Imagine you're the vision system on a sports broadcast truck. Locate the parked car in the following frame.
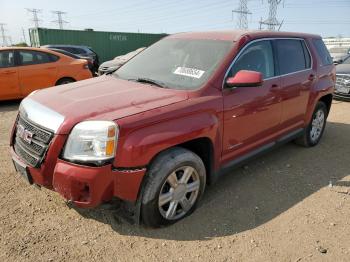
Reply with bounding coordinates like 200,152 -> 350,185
0,47 -> 92,101
335,55 -> 350,101
329,46 -> 350,64
10,31 -> 335,227
44,48 -> 95,75
42,45 -> 99,74
98,48 -> 145,75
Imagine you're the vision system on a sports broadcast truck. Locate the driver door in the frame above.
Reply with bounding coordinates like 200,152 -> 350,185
222,39 -> 283,163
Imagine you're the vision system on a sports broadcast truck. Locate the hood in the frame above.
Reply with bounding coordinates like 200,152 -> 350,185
100,60 -> 121,68
336,64 -> 350,74
29,76 -> 188,134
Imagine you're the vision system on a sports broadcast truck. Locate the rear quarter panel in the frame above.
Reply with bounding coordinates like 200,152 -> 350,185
56,58 -> 92,82
304,38 -> 335,123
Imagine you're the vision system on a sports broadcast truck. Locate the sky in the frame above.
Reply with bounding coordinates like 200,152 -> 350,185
1,0 -> 350,45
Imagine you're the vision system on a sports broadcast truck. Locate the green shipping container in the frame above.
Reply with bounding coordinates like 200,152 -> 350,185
29,28 -> 167,63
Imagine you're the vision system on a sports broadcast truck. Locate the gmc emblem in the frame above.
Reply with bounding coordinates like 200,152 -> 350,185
17,124 -> 33,144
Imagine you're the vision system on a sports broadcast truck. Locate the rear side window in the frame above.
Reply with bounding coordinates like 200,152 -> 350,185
0,50 -> 15,68
276,39 -> 311,75
312,39 -> 333,66
231,40 -> 275,79
49,54 -> 59,62
19,50 -> 52,66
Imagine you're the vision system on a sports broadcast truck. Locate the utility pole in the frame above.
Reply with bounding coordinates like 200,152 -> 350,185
26,8 -> 42,28
0,23 -> 8,47
260,0 -> 283,31
232,0 -> 252,29
22,28 -> 27,44
52,11 -> 68,29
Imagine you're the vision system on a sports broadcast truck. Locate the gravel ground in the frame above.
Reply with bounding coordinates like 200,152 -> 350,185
0,100 -> 349,262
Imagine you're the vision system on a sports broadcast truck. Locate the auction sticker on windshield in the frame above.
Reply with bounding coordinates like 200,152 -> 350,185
174,67 -> 205,79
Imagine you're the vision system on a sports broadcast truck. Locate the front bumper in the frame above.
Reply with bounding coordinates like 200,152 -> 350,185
334,92 -> 350,101
10,146 -> 146,208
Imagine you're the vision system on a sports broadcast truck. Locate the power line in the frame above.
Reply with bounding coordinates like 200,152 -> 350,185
232,0 -> 252,29
259,0 -> 283,31
26,8 -> 42,28
52,11 -> 69,29
0,23 -> 9,47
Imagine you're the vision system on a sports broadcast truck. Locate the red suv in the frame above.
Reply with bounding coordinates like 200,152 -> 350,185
10,31 -> 335,227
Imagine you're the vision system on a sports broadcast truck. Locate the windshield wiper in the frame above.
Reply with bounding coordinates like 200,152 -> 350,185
129,77 -> 168,88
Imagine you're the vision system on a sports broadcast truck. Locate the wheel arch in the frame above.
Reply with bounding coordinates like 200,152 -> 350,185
319,93 -> 333,116
55,77 -> 76,86
135,136 -> 215,201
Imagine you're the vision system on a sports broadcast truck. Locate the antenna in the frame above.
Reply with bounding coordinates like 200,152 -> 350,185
26,8 -> 42,28
259,0 -> 283,31
51,11 -> 69,29
232,0 -> 252,30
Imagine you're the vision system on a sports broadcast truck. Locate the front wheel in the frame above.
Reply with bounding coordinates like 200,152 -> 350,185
141,147 -> 206,227
295,101 -> 328,147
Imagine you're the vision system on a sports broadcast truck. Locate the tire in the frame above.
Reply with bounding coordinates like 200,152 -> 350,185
141,147 -> 206,228
294,101 -> 328,147
56,78 -> 75,86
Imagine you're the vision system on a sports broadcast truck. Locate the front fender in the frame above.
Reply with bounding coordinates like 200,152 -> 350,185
115,111 -> 221,168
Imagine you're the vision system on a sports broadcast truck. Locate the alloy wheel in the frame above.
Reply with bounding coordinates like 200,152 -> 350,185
310,109 -> 325,143
158,166 -> 200,220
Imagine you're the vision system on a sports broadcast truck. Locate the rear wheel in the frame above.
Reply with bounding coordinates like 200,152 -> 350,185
141,147 -> 206,227
56,77 -> 75,85
295,101 -> 328,147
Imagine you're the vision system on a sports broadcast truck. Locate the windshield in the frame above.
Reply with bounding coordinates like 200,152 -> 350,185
113,38 -> 233,90
343,56 -> 350,64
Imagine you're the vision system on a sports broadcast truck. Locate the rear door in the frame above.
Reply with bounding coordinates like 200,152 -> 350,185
17,50 -> 58,96
274,39 -> 314,129
0,50 -> 20,100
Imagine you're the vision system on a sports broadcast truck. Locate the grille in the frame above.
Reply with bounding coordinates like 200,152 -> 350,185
335,74 -> 350,94
13,115 -> 54,168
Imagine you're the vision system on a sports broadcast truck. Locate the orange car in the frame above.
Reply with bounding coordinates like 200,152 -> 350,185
0,47 -> 93,101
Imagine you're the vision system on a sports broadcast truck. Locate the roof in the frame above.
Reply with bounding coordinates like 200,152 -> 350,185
167,30 -> 321,42
42,44 -> 91,49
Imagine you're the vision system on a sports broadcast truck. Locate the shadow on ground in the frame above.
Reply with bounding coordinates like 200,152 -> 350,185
0,100 -> 21,112
74,121 -> 350,241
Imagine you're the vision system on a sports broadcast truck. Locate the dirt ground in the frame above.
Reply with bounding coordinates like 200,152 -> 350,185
0,100 -> 349,262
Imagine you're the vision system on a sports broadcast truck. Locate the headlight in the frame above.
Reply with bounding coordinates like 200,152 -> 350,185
63,121 -> 118,165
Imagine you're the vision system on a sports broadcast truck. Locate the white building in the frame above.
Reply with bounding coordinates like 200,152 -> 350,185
323,37 -> 350,49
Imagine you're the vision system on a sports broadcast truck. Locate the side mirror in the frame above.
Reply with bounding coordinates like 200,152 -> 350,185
225,70 -> 263,88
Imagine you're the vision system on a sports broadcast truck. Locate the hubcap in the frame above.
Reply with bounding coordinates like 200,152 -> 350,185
158,166 -> 200,220
310,109 -> 325,142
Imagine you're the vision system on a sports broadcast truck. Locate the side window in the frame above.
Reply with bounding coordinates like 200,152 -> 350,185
35,51 -> 51,63
19,51 -> 53,66
49,54 -> 59,62
276,39 -> 309,75
19,51 -> 35,65
312,39 -> 333,66
76,48 -> 86,54
0,50 -> 15,68
230,40 -> 275,79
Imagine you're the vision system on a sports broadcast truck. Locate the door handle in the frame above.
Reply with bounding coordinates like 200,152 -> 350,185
270,84 -> 280,91
3,70 -> 16,74
308,74 -> 316,81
